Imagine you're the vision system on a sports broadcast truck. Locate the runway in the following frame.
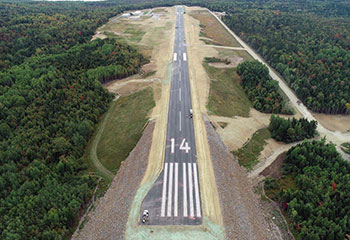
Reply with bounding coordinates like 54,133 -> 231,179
140,6 -> 202,225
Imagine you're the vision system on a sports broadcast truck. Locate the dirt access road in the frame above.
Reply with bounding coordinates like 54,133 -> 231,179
209,10 -> 350,148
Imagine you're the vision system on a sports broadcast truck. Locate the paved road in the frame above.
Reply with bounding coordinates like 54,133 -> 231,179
140,6 -> 202,225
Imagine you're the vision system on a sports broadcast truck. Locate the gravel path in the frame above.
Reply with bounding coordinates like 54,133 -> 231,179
72,121 -> 155,240
205,119 -> 281,240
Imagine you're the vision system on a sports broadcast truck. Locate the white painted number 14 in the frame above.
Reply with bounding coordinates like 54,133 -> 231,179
171,138 -> 191,153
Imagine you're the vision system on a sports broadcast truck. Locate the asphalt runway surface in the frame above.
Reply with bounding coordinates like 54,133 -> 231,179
140,6 -> 202,225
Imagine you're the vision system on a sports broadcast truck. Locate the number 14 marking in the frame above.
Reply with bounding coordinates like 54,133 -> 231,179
171,138 -> 191,153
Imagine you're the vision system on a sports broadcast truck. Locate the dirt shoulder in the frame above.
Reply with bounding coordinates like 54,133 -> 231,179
72,121 -> 155,240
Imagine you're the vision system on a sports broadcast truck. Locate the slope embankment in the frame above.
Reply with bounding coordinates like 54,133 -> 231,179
205,118 -> 282,240
72,121 -> 155,240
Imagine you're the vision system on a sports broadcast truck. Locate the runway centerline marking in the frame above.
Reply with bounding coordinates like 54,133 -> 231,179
160,163 -> 168,217
179,88 -> 181,102
167,163 -> 174,217
171,138 -> 175,154
179,111 -> 182,132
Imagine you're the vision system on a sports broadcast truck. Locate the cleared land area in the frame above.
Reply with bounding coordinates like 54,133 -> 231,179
96,87 -> 155,172
313,113 -> 350,133
185,7 -> 304,179
234,128 -> 271,170
189,10 -> 241,47
205,63 -> 251,118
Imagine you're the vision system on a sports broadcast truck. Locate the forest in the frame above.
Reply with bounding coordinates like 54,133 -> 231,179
0,38 -> 145,239
222,7 -> 350,114
269,115 -> 318,143
237,60 -> 292,114
1,0 -> 350,238
265,139 -> 350,239
0,0 -> 149,238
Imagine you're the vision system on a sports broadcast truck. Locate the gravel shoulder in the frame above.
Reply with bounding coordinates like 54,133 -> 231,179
205,118 -> 282,240
72,121 -> 155,240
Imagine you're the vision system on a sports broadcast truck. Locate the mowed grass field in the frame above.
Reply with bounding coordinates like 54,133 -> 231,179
96,87 -> 155,173
233,128 -> 271,170
205,62 -> 252,117
190,10 -> 241,47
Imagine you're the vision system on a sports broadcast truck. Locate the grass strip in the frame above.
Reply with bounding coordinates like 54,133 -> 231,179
205,62 -> 251,117
234,128 -> 271,170
96,87 -> 155,173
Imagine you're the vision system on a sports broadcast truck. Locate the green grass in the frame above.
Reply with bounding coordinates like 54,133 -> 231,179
96,87 -> 155,173
124,27 -> 145,42
205,62 -> 251,117
144,70 -> 156,78
340,142 -> 350,154
234,128 -> 271,170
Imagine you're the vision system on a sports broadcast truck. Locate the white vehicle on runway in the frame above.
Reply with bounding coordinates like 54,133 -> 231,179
189,109 -> 193,118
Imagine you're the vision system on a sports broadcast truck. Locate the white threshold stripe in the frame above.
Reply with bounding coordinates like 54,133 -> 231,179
173,53 -> 177,61
167,162 -> 174,217
160,163 -> 168,217
183,163 -> 188,217
193,163 -> 201,217
183,52 -> 187,61
174,163 -> 178,217
188,163 -> 194,217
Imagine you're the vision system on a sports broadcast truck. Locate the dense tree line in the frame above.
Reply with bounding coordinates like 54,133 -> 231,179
0,0 -> 165,69
237,60 -> 292,114
0,37 -> 145,239
269,115 -> 317,143
222,8 -> 350,114
267,140 -> 350,239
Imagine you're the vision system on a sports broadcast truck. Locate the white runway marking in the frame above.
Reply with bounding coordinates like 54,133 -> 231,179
188,163 -> 194,217
193,163 -> 201,217
179,88 -> 181,101
174,163 -> 178,217
179,111 -> 182,132
161,163 -> 168,217
171,138 -> 175,154
173,53 -> 177,61
183,163 -> 188,217
167,163 -> 173,217
183,53 -> 187,61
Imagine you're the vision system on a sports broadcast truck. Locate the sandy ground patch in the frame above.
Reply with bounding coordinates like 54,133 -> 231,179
313,113 -> 350,133
91,31 -> 107,40
258,139 -> 286,163
106,78 -> 160,96
209,109 -> 298,152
